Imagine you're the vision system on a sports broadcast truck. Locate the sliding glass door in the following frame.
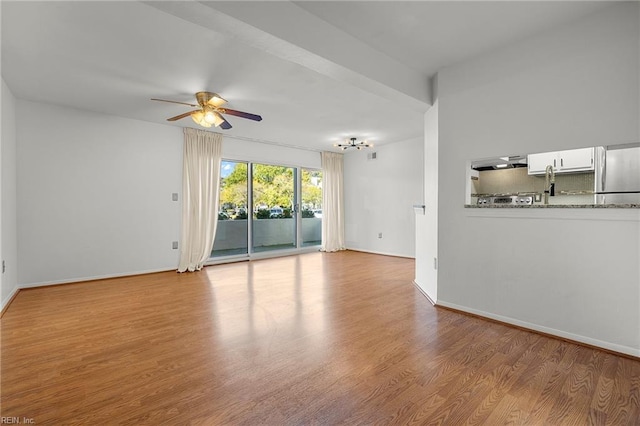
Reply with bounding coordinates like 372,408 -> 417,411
301,168 -> 322,247
252,164 -> 296,253
211,161 -> 249,257
211,161 -> 321,259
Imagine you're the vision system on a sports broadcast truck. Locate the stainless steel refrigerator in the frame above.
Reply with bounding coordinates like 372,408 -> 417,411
596,143 -> 640,204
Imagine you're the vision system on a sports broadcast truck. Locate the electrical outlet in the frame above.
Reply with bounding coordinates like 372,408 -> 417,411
172,193 -> 179,201
172,241 -> 179,250
434,258 -> 438,270
378,232 -> 383,239
2,260 -> 5,274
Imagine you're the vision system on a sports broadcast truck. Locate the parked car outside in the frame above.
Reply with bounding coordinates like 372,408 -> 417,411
313,209 -> 322,218
269,206 -> 284,218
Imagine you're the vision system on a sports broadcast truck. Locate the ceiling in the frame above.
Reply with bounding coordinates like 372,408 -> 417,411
1,1 -> 612,152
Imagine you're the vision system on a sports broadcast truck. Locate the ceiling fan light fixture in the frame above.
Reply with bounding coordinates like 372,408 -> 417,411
207,95 -> 226,107
191,110 -> 212,128
211,111 -> 225,127
201,106 -> 226,127
191,110 -> 203,123
204,110 -> 216,124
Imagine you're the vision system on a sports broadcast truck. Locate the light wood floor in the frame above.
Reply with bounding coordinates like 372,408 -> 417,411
1,251 -> 639,425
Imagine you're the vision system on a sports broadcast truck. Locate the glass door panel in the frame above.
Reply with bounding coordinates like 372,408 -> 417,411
212,161 -> 248,257
301,169 -> 322,247
252,164 -> 296,253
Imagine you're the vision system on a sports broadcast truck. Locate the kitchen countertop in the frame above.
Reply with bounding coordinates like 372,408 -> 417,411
465,204 -> 640,208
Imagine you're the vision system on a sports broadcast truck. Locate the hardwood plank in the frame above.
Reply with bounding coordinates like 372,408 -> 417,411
1,251 -> 639,425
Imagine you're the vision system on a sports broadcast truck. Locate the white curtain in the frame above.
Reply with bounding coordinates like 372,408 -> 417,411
177,128 -> 223,272
321,151 -> 345,252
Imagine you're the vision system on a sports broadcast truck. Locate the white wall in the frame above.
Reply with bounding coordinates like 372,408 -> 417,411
344,137 -> 423,258
426,3 -> 640,356
14,101 -> 325,288
16,101 -> 184,286
223,136 -> 320,169
1,78 -> 19,310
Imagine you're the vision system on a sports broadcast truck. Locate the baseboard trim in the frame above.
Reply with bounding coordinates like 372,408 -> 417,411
17,268 -> 177,290
345,248 -> 414,259
1,286 -> 20,317
413,281 -> 436,305
436,300 -> 640,360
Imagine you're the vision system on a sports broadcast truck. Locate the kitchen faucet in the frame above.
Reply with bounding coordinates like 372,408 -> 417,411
544,165 -> 555,205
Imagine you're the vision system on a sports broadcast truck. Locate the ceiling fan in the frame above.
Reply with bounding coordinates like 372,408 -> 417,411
151,91 -> 262,130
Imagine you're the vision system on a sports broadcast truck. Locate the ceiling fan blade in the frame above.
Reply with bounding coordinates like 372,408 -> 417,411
218,108 -> 262,122
167,110 -> 199,121
151,98 -> 198,108
219,117 -> 232,130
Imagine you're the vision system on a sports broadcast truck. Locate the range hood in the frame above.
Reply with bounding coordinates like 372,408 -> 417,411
471,155 -> 528,171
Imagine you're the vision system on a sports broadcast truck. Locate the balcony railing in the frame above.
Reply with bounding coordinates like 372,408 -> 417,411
212,218 -> 322,256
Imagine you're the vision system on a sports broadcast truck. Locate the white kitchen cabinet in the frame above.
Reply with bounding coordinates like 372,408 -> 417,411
557,147 -> 595,172
528,147 -> 595,175
527,151 -> 558,175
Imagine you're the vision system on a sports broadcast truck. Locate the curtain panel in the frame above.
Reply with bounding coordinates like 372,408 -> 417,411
321,151 -> 345,252
177,129 -> 223,272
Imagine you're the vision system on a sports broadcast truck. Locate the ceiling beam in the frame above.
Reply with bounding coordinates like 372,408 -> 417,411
145,1 -> 431,113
